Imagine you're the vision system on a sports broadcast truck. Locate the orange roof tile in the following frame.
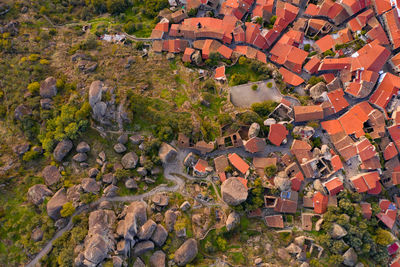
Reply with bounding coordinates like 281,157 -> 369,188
194,159 -> 208,173
370,73 -> 400,111
324,177 -> 343,196
326,88 -> 349,113
265,215 -> 284,228
268,124 -> 289,146
321,120 -> 344,135
291,176 -> 302,191
338,101 -> 373,138
374,0 -> 392,15
244,137 -> 266,153
303,57 -> 321,74
360,202 -> 372,219
313,191 -> 328,214
217,45 -> 233,59
384,142 -> 398,161
279,67 -> 304,86
293,105 -> 324,122
330,155 -> 343,172
314,35 -> 336,52
228,153 -> 250,174
182,47 -> 195,62
214,66 -> 226,80
383,9 -> 400,49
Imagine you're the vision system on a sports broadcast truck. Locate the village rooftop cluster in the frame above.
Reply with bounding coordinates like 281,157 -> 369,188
147,0 -> 400,265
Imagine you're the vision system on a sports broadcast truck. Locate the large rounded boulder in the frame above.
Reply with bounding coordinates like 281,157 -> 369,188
174,238 -> 198,266
46,188 -> 68,220
221,178 -> 248,206
40,77 -> 57,99
53,139 -> 73,162
42,165 -> 62,186
27,184 -> 53,206
158,143 -> 177,164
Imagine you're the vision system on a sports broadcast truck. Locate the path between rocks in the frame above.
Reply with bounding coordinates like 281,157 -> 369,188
25,150 -> 222,267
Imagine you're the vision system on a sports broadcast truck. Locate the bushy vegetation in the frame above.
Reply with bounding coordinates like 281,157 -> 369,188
315,190 -> 391,266
251,100 -> 278,118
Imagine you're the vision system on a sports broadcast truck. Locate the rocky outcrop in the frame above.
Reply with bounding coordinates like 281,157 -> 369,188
114,143 -> 127,154
89,80 -> 103,107
151,224 -> 168,247
309,82 -> 327,102
313,179 -> 324,193
150,250 -> 166,267
14,104 -> 32,120
40,77 -> 57,99
125,178 -> 138,189
248,122 -> 260,138
31,228 -> 43,242
42,165 -> 62,186
103,184 -> 119,197
343,247 -> 357,266
226,211 -> 240,231
47,188 -> 68,220
137,219 -> 157,240
121,152 -> 138,169
81,178 -> 100,193
331,223 -> 347,239
164,209 -> 177,232
28,184 -> 53,206
76,142 -> 90,153
274,172 -> 291,191
89,168 -> 99,178
158,143 -> 177,164
221,178 -> 248,206
79,209 -> 116,267
133,258 -> 145,267
133,241 -> 154,256
174,238 -> 198,266
53,139 -> 73,162
180,201 -> 191,212
73,153 -> 87,162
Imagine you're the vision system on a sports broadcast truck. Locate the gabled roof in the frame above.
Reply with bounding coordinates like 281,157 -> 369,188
244,137 -> 266,153
373,0 -> 391,15
337,101 -> 373,138
279,67 -> 305,86
182,47 -> 195,62
214,66 -> 226,80
360,202 -> 372,219
384,142 -> 398,161
323,177 -> 343,196
377,209 -> 397,229
369,73 -> 400,111
293,105 -> 324,122
194,159 -> 209,173
331,154 -> 344,171
326,88 -> 349,113
313,191 -> 328,214
303,57 -> 321,74
265,215 -> 284,228
383,9 -> 400,49
350,172 -> 380,193
274,197 -> 298,213
228,153 -> 250,174
214,155 -> 229,174
314,35 -> 336,52
268,124 -> 289,146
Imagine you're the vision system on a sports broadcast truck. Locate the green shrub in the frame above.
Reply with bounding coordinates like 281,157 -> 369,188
267,82 -> 273,88
251,84 -> 258,91
27,81 -> 40,94
60,202 -> 75,217
251,100 -> 278,117
304,43 -> 311,51
22,149 -> 40,162
230,73 -> 249,86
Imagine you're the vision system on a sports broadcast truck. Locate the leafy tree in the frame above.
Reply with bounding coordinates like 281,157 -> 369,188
60,202 -> 75,218
188,8 -> 197,17
106,0 -> 127,14
230,73 -> 249,85
255,16 -> 263,25
374,228 -> 393,246
304,43 -> 311,51
308,76 -> 325,86
251,100 -> 278,117
264,165 -> 277,177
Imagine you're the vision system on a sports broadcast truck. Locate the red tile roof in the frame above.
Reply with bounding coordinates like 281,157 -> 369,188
268,124 -> 289,146
338,101 -> 372,138
291,176 -> 302,191
321,120 -> 344,135
244,137 -> 266,153
228,153 -> 250,174
350,172 -> 380,193
383,9 -> 400,49
274,198 -> 298,213
324,177 -> 344,196
377,209 -> 397,229
214,66 -> 226,80
330,154 -> 343,171
182,47 -> 195,62
194,159 -> 209,173
360,202 -> 372,219
326,88 -> 349,113
293,105 -> 324,122
314,35 -> 336,52
270,43 -> 308,73
384,142 -> 398,161
313,191 -> 328,214
374,0 -> 392,15
303,57 -> 321,74
369,73 -> 400,112
217,45 -> 233,59
279,67 -> 305,86
265,215 -> 284,228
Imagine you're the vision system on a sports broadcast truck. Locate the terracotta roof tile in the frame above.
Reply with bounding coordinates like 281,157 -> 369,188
370,73 -> 400,111
228,153 -> 250,174
265,215 -> 284,228
330,155 -> 343,171
303,57 -> 321,74
323,177 -> 343,195
244,137 -> 266,153
313,191 -> 328,214
268,124 -> 289,146
279,67 -> 305,86
360,202 -> 372,219
293,105 -> 324,122
214,66 -> 226,80
384,142 -> 398,161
